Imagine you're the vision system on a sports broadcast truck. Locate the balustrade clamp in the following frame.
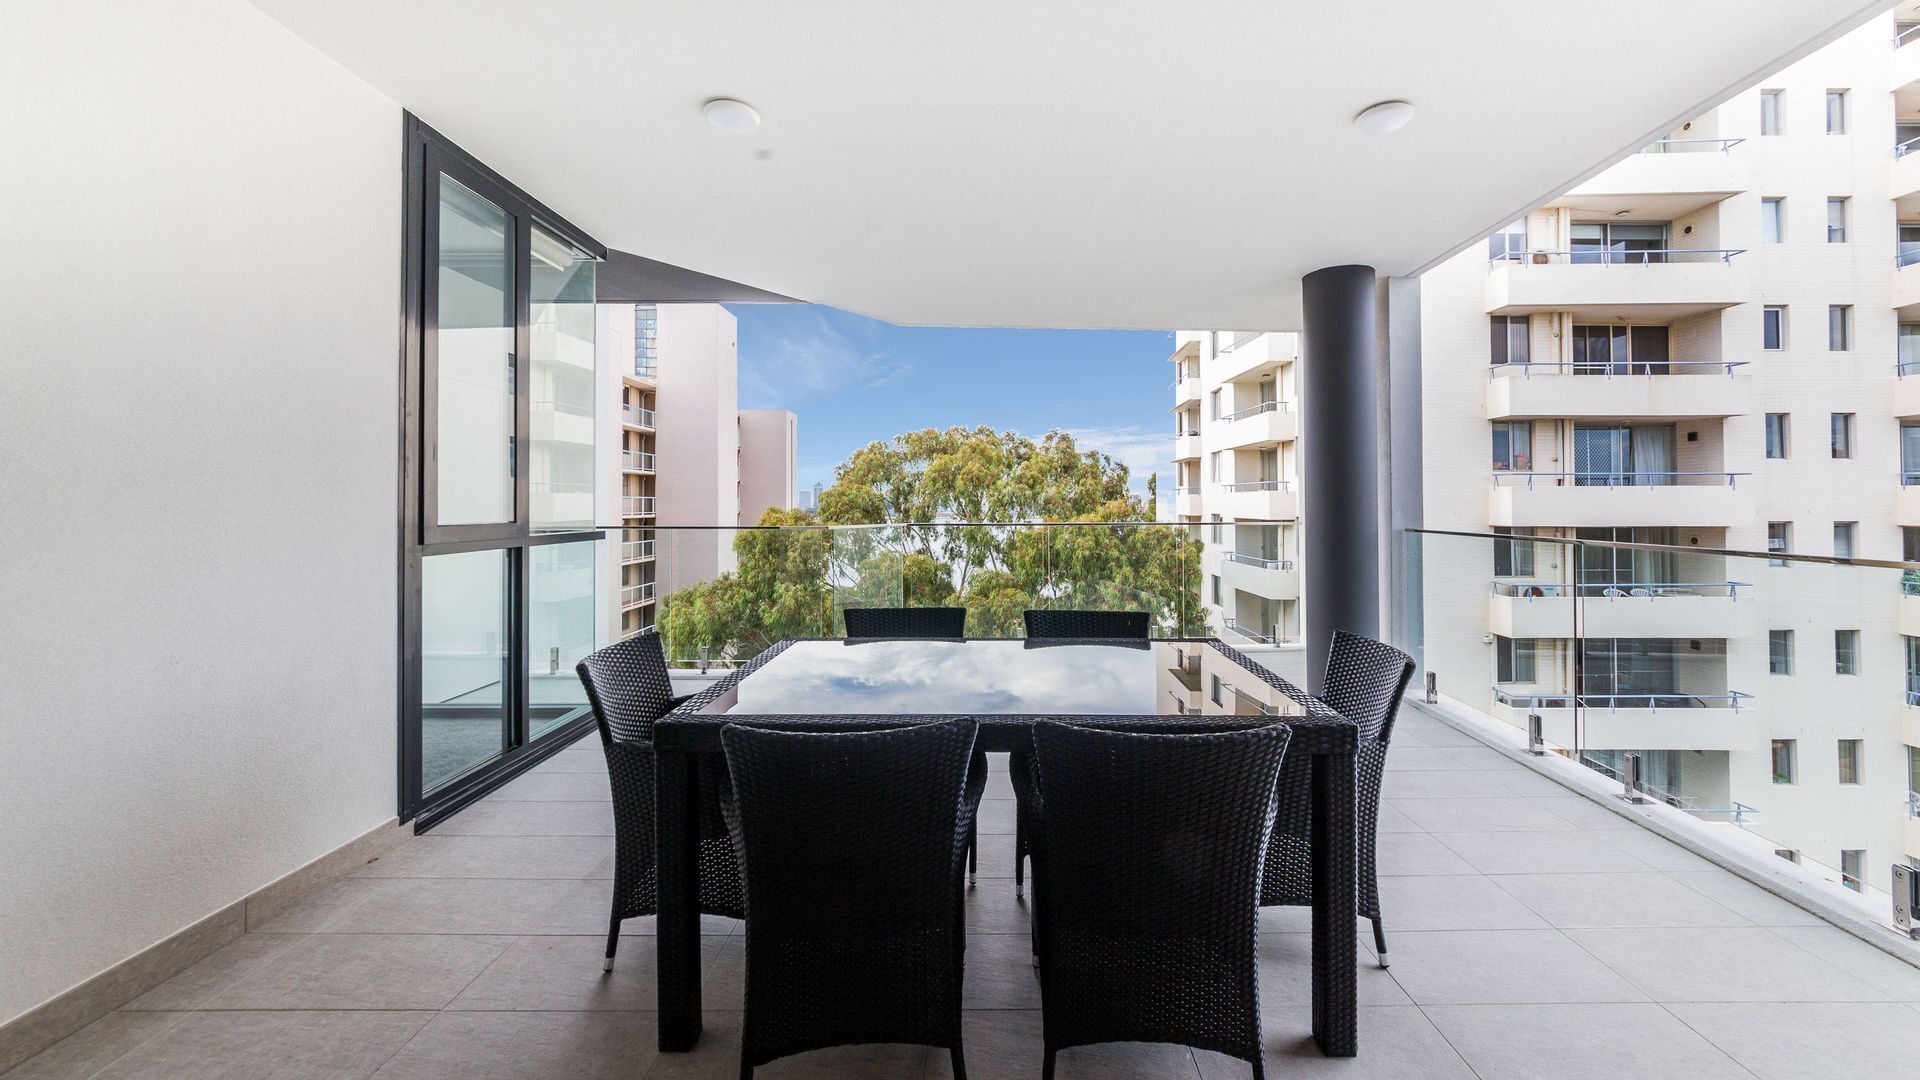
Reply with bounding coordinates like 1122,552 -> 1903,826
1618,753 -> 1650,804
1894,865 -> 1919,940
1526,712 -> 1545,756
1423,671 -> 1438,705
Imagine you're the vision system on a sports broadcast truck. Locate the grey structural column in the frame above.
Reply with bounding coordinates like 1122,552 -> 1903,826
1301,264 -> 1381,696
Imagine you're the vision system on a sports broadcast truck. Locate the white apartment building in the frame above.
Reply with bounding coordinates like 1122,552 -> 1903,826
1168,330 -> 1303,646
1419,11 -> 1920,889
596,303 -> 798,646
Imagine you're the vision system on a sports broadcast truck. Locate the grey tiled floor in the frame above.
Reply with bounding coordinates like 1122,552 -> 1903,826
13,709 -> 1920,1079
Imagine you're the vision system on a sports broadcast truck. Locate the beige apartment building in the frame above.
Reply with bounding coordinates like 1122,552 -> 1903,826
1418,11 -> 1920,890
596,303 -> 796,645
1168,330 -> 1303,645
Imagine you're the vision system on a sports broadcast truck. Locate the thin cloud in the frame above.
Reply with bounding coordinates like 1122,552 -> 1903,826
740,308 -> 912,406
1061,424 -> 1175,500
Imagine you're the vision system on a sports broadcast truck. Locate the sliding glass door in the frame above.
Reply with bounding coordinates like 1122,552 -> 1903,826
401,116 -> 607,826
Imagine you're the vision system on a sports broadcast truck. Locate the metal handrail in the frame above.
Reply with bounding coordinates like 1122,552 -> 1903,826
1493,687 -> 1753,711
1638,137 -> 1744,154
619,582 -> 656,608
1909,791 -> 1920,819
1490,470 -> 1748,489
1226,553 -> 1293,570
621,540 -> 654,562
1220,400 -> 1290,422
1899,23 -> 1920,47
1899,247 -> 1920,268
1898,359 -> 1920,377
622,404 -> 656,427
1901,471 -> 1920,487
1171,428 -> 1200,438
621,450 -> 656,472
1906,689 -> 1920,707
621,495 -> 656,516
1489,580 -> 1751,599
1487,360 -> 1748,380
1223,480 -> 1290,492
1490,247 -> 1744,267
1214,332 -> 1263,356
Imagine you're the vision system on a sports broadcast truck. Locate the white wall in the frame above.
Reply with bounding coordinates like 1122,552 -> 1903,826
737,409 -> 798,524
654,304 -> 740,591
0,0 -> 400,1025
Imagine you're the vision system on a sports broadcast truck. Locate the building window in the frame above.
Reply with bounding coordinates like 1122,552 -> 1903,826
1210,674 -> 1223,706
1831,412 -> 1854,458
1827,197 -> 1849,243
1825,90 -> 1848,134
1768,521 -> 1792,566
1760,197 -> 1784,244
1489,315 -> 1530,366
1775,848 -> 1800,864
1833,521 -> 1856,559
1210,575 -> 1221,606
1209,451 -> 1222,483
1769,629 -> 1794,675
1771,738 -> 1797,783
1760,89 -> 1782,135
1763,306 -> 1786,350
1492,421 -> 1531,472
1828,305 -> 1851,351
1837,738 -> 1863,783
1836,630 -> 1860,675
1489,218 -> 1527,261
1494,636 -> 1537,683
1765,414 -> 1790,459
1840,849 -> 1865,892
1210,514 -> 1223,545
1208,388 -> 1221,420
1493,526 -> 1535,577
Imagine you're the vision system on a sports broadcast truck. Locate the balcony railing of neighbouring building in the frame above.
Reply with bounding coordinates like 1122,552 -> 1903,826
621,539 -> 654,563
1220,400 -> 1291,422
1487,360 -> 1750,380
622,450 -> 656,472
1490,687 -> 1754,712
1221,479 -> 1290,492
622,495 -> 656,516
1636,137 -> 1745,154
1490,470 -> 1748,489
1490,580 -> 1750,599
1489,247 -> 1746,268
623,403 -> 656,428
1226,553 -> 1292,570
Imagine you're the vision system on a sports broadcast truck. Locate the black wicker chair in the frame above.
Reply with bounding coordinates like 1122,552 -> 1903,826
1260,630 -> 1414,968
1022,608 -> 1150,640
842,605 -> 967,638
719,719 -> 982,1080
1029,721 -> 1292,1080
575,631 -> 742,973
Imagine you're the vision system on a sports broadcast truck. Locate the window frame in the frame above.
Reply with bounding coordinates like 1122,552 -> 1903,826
1768,629 -> 1793,675
1763,306 -> 1786,351
1828,305 -> 1851,352
1827,196 -> 1849,243
1760,89 -> 1782,136
1825,89 -> 1848,135
1770,738 -> 1796,783
1760,197 -> 1784,245
1837,738 -> 1863,783
1835,629 -> 1860,676
1831,412 -> 1855,459
400,114 -> 609,827
1765,413 -> 1789,459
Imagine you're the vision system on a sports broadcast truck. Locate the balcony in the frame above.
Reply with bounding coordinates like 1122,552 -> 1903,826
1486,250 -> 1749,319
1171,361 -> 1201,406
1489,687 -> 1755,752
1172,428 -> 1202,461
1211,332 -> 1294,383
1892,140 -> 1920,213
622,403 -> 656,430
1488,580 -> 1752,639
1899,476 -> 1920,527
1560,138 -> 1746,218
1896,259 -> 1920,318
1902,695 -> 1920,750
1220,618 -> 1294,646
619,581 -> 656,609
1896,23 -> 1920,98
1221,552 -> 1299,600
621,538 -> 655,564
1896,367 -> 1920,419
621,449 -> 656,473
1218,479 -> 1298,521
1486,362 -> 1754,421
1213,400 -> 1297,450
1489,471 -> 1753,528
1173,485 -> 1203,518
621,494 -> 656,518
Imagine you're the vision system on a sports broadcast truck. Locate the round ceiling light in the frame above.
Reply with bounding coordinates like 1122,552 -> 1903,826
703,98 -> 760,134
1352,100 -> 1414,136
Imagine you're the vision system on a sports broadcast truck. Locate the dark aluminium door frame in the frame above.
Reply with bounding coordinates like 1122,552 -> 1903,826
398,113 -> 608,829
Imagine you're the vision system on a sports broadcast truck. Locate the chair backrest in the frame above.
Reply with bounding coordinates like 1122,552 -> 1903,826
842,605 -> 967,638
1320,630 -> 1416,742
1023,608 -> 1150,640
1031,720 -> 1289,949
721,718 -> 978,937
575,631 -> 677,745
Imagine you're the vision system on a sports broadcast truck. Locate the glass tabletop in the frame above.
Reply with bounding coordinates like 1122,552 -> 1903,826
699,639 -> 1307,718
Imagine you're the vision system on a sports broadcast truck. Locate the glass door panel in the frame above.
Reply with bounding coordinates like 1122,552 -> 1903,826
421,548 -> 511,792
529,226 -> 598,532
433,176 -> 516,527
529,540 -> 597,739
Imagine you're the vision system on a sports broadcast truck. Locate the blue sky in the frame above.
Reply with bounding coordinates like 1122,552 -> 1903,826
729,304 -> 1175,503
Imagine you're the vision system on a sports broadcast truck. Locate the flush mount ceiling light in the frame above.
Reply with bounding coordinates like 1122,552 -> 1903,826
1352,100 -> 1414,136
703,98 -> 760,134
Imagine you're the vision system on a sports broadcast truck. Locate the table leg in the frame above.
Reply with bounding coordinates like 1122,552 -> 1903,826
656,748 -> 703,1051
1310,746 -> 1358,1057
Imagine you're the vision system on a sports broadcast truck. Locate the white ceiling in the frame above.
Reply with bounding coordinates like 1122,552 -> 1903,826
253,0 -> 1883,330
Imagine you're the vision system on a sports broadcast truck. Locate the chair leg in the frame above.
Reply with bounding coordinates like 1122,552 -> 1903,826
603,912 -> 620,972
1013,818 -> 1025,900
1371,914 -> 1389,969
1041,1048 -> 1057,1080
949,1045 -> 967,1080
967,820 -> 978,887
1250,1053 -> 1266,1080
738,1062 -> 752,1080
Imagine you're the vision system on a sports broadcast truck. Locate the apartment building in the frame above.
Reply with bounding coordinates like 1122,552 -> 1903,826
596,303 -> 798,645
1419,12 -> 1920,888
1168,330 -> 1303,645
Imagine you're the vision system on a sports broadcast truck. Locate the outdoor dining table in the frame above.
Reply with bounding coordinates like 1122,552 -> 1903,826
651,636 -> 1362,1057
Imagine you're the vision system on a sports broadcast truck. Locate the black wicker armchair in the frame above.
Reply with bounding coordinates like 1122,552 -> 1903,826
575,631 -> 742,973
841,605 -> 967,638
1022,608 -> 1150,640
1029,720 -> 1292,1080
1260,630 -> 1414,967
718,719 -> 982,1080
